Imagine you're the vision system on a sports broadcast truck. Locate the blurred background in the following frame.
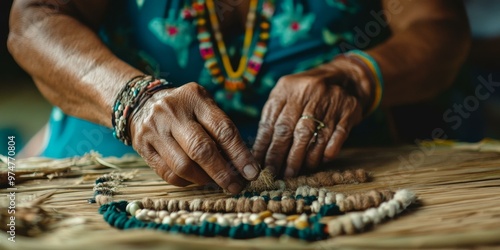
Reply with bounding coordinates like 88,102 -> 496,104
0,0 -> 499,157
0,0 -> 51,156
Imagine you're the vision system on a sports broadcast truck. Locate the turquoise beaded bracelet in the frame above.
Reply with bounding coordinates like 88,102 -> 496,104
345,50 -> 384,115
112,75 -> 174,145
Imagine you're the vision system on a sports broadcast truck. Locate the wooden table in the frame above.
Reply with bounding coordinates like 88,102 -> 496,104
1,144 -> 500,249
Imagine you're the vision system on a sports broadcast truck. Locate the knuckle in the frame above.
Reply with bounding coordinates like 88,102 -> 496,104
276,75 -> 293,85
188,138 -> 216,162
184,82 -> 208,97
215,118 -> 238,144
258,120 -> 274,134
274,122 -> 295,138
172,157 -> 193,177
294,125 -> 313,141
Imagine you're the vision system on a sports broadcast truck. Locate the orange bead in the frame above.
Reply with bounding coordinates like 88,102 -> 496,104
216,76 -> 225,84
211,68 -> 221,75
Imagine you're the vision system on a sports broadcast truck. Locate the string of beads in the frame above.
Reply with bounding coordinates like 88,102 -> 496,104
129,187 -> 393,215
99,189 -> 415,240
92,169 -> 416,240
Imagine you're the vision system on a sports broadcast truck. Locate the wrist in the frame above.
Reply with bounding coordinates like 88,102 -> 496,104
112,75 -> 174,145
329,50 -> 384,116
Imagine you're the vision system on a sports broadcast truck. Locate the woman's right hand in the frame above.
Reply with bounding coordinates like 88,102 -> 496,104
129,82 -> 260,194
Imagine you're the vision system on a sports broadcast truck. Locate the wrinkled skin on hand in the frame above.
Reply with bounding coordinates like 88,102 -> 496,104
129,83 -> 261,194
252,61 -> 372,178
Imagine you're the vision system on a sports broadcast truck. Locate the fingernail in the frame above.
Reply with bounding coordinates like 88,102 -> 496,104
284,168 -> 295,178
243,164 -> 259,180
227,182 -> 242,194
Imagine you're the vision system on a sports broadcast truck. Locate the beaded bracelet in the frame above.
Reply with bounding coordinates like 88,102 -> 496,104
112,75 -> 174,145
343,50 -> 384,115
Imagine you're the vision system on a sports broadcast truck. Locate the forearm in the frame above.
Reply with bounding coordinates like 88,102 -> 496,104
8,0 -> 142,127
369,18 -> 470,106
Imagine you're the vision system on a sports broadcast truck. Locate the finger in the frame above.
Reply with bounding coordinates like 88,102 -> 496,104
151,134 -> 212,185
284,99 -> 332,177
139,144 -> 192,187
196,103 -> 261,181
162,167 -> 193,187
252,97 -> 286,166
266,102 -> 302,177
323,115 -> 353,162
302,98 -> 336,169
324,98 -> 362,161
173,121 -> 245,194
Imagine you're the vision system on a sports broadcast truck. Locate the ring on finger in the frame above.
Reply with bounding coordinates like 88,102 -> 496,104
300,114 -> 326,144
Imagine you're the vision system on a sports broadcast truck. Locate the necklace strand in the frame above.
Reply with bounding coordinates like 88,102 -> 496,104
194,0 -> 275,92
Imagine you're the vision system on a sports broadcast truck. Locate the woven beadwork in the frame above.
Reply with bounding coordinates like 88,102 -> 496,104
93,169 -> 416,241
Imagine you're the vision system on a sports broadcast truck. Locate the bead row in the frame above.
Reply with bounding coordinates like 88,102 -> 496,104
99,189 -> 416,240
246,168 -> 369,192
131,188 -> 394,215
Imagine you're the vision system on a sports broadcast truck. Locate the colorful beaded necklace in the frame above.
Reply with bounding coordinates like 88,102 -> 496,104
193,0 -> 275,92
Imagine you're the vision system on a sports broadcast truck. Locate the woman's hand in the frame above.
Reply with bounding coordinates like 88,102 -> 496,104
252,61 -> 372,178
129,83 -> 260,194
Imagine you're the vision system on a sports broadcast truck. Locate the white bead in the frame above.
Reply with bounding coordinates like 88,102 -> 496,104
325,196 -> 333,205
136,209 -> 149,221
336,193 -> 345,203
200,213 -> 212,222
275,220 -> 287,226
185,217 -> 196,225
147,210 -> 157,218
297,213 -> 308,222
232,218 -> 242,226
311,201 -> 321,213
319,188 -> 328,198
242,218 -> 250,224
162,216 -> 172,225
249,213 -> 259,221
272,213 -> 286,220
309,188 -> 318,197
349,213 -> 364,230
223,213 -> 237,219
134,209 -> 142,217
317,196 -> 325,205
264,217 -> 274,224
217,217 -> 229,227
128,202 -> 141,216
158,211 -> 169,220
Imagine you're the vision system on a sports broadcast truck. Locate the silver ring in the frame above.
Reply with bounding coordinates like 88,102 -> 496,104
300,115 -> 326,144
300,115 -> 326,131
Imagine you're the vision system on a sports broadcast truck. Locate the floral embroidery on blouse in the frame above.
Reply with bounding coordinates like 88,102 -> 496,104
271,0 -> 316,47
148,9 -> 194,68
322,28 -> 354,46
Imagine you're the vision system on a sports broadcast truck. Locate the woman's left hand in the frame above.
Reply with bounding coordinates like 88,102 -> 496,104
252,61 -> 372,178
